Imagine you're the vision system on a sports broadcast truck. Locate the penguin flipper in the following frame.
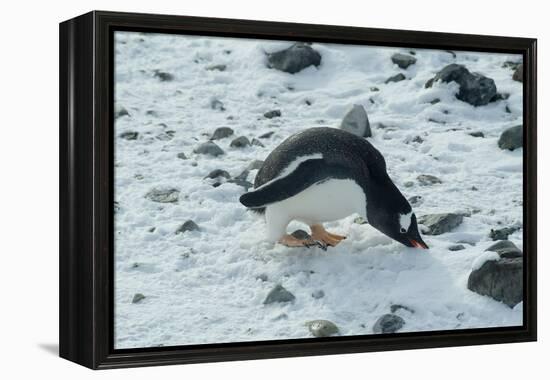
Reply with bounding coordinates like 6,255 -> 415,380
239,159 -> 350,208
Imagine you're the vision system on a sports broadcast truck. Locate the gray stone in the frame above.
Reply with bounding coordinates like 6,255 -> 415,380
513,64 -> 523,83
490,226 -> 520,241
259,131 -> 274,139
486,240 -> 522,258
115,105 -> 130,118
306,320 -> 339,337
267,43 -> 322,74
425,64 -> 497,107
210,127 -> 234,140
153,70 -> 174,81
175,220 -> 200,234
340,104 -> 372,138
204,169 -> 231,180
408,195 -> 423,205
469,131 -> 485,138
263,284 -> 296,304
194,141 -> 225,156
385,73 -> 406,83
119,131 -> 138,140
145,188 -> 180,203
373,314 -> 405,333
206,64 -> 227,71
230,136 -> 251,148
418,213 -> 464,235
132,293 -> 146,304
391,53 -> 417,69
417,174 -> 442,186
263,109 -> 281,119
210,99 -> 226,111
312,290 -> 325,299
498,125 -> 523,151
177,152 -> 187,160
467,256 -> 523,307
448,244 -> 466,251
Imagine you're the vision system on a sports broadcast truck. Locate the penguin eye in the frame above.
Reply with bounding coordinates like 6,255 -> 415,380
400,227 -> 407,233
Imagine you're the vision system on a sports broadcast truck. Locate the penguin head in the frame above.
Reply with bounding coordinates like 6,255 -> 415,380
366,182 -> 429,250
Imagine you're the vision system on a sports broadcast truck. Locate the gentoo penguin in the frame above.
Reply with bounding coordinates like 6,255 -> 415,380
239,127 -> 428,250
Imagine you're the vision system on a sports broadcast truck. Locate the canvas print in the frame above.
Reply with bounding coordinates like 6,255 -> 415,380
113,31 -> 524,349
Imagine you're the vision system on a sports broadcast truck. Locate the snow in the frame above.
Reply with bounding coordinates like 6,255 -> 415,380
471,251 -> 501,271
113,31 -> 523,349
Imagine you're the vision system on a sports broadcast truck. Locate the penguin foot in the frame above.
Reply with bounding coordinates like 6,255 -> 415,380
310,224 -> 346,247
278,234 -> 327,251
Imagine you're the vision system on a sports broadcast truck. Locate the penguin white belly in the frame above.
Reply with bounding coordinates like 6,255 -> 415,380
265,179 -> 366,240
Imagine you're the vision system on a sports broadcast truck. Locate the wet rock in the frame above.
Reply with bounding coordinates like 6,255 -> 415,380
425,64 -> 497,106
373,314 -> 405,333
391,53 -> 417,69
418,213 -> 464,235
312,290 -> 325,299
230,136 -> 251,148
132,293 -> 146,304
177,152 -> 187,160
194,141 -> 225,156
340,104 -> 372,138
210,99 -> 226,111
115,105 -> 130,118
448,244 -> 466,251
385,73 -> 406,83
119,131 -> 138,140
153,70 -> 174,82
263,284 -> 296,304
417,174 -> 442,186
490,226 -> 520,241
145,188 -> 180,203
267,43 -> 322,74
469,131 -> 485,138
206,64 -> 227,71
175,220 -> 200,234
259,131 -> 274,139
467,255 -> 523,307
264,109 -> 281,119
204,169 -> 231,180
306,320 -> 339,337
486,240 -> 522,258
512,64 -> 523,83
498,125 -> 523,151
210,127 -> 234,140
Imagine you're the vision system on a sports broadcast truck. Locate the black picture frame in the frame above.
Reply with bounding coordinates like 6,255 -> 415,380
59,10 -> 537,370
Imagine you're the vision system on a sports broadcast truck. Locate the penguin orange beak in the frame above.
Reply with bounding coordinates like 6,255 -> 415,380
409,238 -> 429,249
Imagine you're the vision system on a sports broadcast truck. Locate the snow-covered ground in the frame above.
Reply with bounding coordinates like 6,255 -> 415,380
113,31 -> 523,349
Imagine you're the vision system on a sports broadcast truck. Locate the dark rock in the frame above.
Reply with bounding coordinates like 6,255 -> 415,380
259,131 -> 274,139
486,240 -> 522,258
247,160 -> 264,171
425,64 -> 497,107
408,195 -> 423,205
177,152 -> 187,160
230,136 -> 251,148
153,70 -> 174,82
469,131 -> 485,138
204,169 -> 231,180
412,136 -> 424,143
264,109 -> 281,119
306,320 -> 339,337
115,105 -> 130,118
429,98 -> 441,105
312,290 -> 325,299
512,64 -> 523,83
251,138 -> 265,147
146,110 -> 158,116
448,244 -> 466,251
132,293 -> 146,304
418,213 -> 464,235
263,284 -> 295,304
385,73 -> 406,83
372,314 -> 405,333
256,273 -> 268,282
145,188 -> 180,203
210,99 -> 226,111
210,127 -> 234,140
340,104 -> 372,138
291,229 -> 311,240
428,118 -> 446,125
391,53 -> 417,69
417,174 -> 442,186
206,64 -> 227,71
370,87 -> 380,92
267,43 -> 322,74
498,125 -> 523,151
467,256 -> 523,307
176,220 -> 200,234
390,304 -> 414,314
119,131 -> 139,140
490,226 -> 520,241
194,141 -> 224,156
